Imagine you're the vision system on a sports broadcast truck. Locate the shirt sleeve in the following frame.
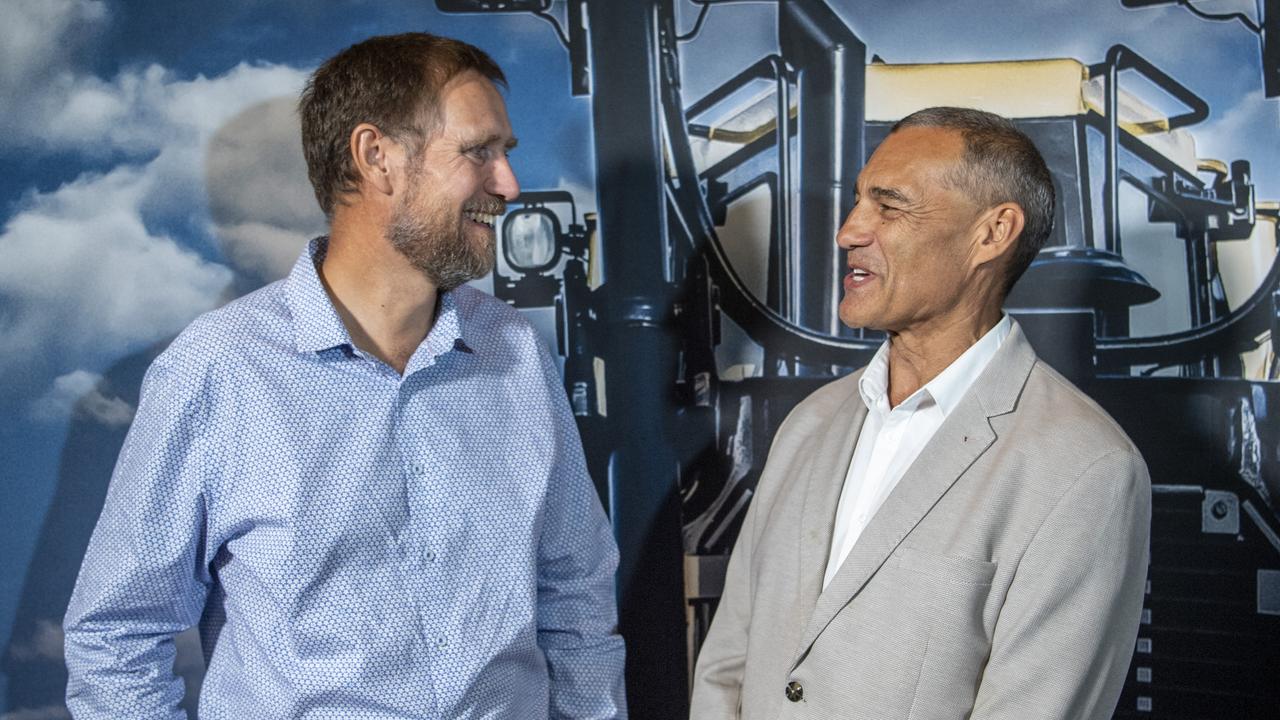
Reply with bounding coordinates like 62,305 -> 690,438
970,448 -> 1151,720
63,350 -> 219,719
533,348 -> 628,719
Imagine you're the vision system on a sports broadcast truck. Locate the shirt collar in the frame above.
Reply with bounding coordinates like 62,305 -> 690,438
926,314 -> 1012,415
285,237 -> 353,354
858,341 -> 895,413
404,290 -> 471,375
858,314 -> 1012,417
284,236 -> 476,360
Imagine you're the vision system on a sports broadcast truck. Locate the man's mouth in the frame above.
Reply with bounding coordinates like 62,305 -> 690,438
463,210 -> 498,228
845,267 -> 876,288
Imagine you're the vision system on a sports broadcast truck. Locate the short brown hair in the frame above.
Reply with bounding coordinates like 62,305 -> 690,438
299,33 -> 506,218
892,107 -> 1055,295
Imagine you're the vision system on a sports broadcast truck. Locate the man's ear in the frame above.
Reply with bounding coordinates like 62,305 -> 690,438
973,202 -> 1026,268
349,123 -> 398,197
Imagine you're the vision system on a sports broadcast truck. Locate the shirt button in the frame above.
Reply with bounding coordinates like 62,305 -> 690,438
424,549 -> 437,563
435,636 -> 448,649
785,681 -> 803,702
409,461 -> 426,476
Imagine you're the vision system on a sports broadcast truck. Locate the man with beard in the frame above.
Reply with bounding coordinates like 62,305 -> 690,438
64,33 -> 625,719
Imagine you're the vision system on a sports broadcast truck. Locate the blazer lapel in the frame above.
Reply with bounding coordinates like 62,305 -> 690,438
794,372 -> 869,623
789,323 -> 1038,665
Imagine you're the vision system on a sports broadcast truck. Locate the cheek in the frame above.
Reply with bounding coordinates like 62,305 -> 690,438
885,251 -> 955,300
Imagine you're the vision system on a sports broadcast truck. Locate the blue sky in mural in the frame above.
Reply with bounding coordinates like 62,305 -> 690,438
0,0 -> 1275,712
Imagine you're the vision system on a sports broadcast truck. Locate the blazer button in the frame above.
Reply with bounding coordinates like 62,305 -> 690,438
785,681 -> 803,702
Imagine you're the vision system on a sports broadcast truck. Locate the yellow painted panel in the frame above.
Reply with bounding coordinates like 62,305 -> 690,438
866,59 -> 1088,121
866,59 -> 1199,174
1217,215 -> 1278,312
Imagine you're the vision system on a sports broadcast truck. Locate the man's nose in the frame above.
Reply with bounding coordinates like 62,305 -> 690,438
835,203 -> 872,249
487,157 -> 520,201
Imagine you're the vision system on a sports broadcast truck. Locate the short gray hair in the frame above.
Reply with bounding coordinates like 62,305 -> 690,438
892,106 -> 1055,294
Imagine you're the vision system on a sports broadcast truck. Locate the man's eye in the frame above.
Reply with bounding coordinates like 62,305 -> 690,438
466,146 -> 490,160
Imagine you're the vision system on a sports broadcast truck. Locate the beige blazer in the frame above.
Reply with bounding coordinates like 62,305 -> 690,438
690,323 -> 1150,720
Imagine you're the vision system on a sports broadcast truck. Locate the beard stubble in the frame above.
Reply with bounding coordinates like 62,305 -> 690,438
386,170 -> 502,292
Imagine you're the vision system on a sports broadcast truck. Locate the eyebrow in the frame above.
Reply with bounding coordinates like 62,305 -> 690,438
867,186 -> 913,205
465,133 -> 518,150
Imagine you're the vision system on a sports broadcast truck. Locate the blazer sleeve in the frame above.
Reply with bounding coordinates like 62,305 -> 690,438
970,447 -> 1151,720
688,486 -> 760,719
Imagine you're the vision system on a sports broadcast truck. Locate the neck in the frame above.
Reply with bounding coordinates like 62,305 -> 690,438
885,301 -> 1003,408
320,212 -> 439,375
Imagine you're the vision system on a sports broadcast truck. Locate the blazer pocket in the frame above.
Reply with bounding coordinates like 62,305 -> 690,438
893,549 -> 998,720
894,547 -> 996,586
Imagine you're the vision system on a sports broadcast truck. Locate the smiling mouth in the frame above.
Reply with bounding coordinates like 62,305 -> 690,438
463,210 -> 498,228
845,267 -> 876,288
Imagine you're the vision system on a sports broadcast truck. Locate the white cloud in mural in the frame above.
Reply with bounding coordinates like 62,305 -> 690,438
2,57 -> 311,160
0,1 -> 323,394
0,164 -> 234,380
0,1 -> 308,160
0,0 -> 106,97
213,221 -> 314,281
31,370 -> 134,427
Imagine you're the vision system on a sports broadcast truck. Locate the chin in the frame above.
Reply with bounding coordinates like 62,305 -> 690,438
840,317 -> 871,331
838,302 -> 873,331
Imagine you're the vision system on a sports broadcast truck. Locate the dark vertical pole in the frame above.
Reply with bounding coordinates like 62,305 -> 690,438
772,56 -> 795,322
568,0 -> 591,96
1263,0 -> 1279,98
585,0 -> 688,716
1105,55 -> 1122,257
779,0 -> 866,342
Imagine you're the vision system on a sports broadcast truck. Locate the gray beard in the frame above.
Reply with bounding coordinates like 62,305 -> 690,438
386,197 -> 495,292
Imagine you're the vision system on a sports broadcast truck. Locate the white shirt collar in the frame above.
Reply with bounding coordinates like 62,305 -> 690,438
858,315 -> 1012,417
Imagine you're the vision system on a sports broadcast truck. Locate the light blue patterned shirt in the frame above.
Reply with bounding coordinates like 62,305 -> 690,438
64,238 -> 626,719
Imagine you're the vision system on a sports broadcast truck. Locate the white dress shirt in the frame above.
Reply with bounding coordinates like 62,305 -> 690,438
822,315 -> 1012,589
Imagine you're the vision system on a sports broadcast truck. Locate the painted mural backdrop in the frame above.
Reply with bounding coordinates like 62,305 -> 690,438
1,1 -> 1276,718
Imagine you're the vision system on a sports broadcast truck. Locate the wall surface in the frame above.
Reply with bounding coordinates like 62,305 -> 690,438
1,1 -> 1276,718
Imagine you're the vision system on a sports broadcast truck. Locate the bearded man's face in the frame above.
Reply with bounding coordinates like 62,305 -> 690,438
387,70 -> 519,290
